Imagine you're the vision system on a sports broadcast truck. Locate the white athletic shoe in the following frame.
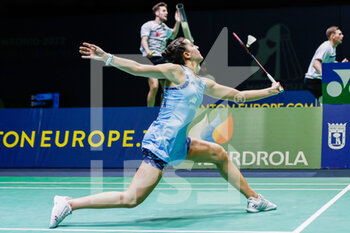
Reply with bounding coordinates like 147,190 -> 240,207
49,195 -> 72,228
246,194 -> 277,213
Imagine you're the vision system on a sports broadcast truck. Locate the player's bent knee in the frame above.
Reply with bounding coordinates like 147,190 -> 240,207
126,198 -> 146,208
152,83 -> 159,89
205,143 -> 228,164
149,86 -> 158,93
123,192 -> 146,208
125,202 -> 138,208
148,80 -> 159,90
213,145 -> 229,164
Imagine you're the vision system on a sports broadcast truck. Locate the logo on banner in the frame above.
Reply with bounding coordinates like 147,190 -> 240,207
188,113 -> 233,144
326,69 -> 350,97
328,123 -> 347,150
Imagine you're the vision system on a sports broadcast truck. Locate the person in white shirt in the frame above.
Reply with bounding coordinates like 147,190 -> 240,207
140,2 -> 180,106
304,26 -> 348,103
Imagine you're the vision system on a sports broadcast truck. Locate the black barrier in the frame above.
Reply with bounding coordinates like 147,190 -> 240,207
0,5 -> 349,107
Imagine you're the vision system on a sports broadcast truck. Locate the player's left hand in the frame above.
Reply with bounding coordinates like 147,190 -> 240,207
175,11 -> 180,22
342,58 -> 349,62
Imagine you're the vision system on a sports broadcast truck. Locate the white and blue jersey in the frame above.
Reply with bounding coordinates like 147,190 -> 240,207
140,20 -> 173,57
142,65 -> 207,166
305,41 -> 336,80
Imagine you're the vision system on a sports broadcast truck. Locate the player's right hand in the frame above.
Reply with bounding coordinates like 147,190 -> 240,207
146,51 -> 154,58
270,82 -> 283,94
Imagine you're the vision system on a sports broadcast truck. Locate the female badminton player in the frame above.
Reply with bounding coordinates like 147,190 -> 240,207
49,37 -> 280,228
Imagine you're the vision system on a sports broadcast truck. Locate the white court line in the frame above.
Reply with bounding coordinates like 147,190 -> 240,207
0,228 -> 291,233
0,182 -> 349,185
0,187 -> 343,191
293,184 -> 350,233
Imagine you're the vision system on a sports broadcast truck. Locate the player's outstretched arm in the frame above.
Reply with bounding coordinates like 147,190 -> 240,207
79,42 -> 180,82
204,78 -> 281,102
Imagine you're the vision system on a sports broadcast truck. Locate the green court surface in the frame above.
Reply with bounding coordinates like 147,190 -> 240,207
0,176 -> 349,233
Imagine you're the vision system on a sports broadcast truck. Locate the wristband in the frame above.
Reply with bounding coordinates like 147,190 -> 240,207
105,54 -> 113,66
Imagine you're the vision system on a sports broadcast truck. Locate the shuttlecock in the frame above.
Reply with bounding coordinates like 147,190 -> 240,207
246,35 -> 257,47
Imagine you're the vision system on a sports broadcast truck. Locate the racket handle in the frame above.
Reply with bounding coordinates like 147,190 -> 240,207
278,85 -> 284,93
267,73 -> 284,93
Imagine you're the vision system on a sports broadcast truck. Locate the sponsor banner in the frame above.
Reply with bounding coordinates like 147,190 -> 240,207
322,104 -> 350,168
322,63 -> 350,104
0,107 -> 322,169
201,90 -> 316,108
0,108 -> 159,168
178,107 -> 322,169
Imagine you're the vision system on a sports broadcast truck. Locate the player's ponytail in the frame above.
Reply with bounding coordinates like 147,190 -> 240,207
162,37 -> 187,65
